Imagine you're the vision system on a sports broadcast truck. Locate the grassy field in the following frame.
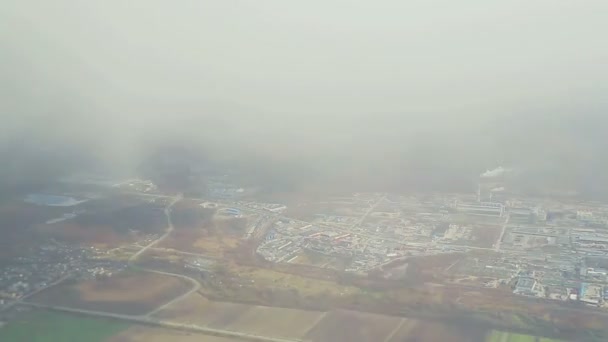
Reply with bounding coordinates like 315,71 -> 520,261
487,330 -> 564,342
221,305 -> 325,338
234,265 -> 359,297
108,326 -> 243,342
290,250 -> 337,268
192,235 -> 240,257
306,310 -> 405,342
28,271 -> 192,315
154,294 -> 325,340
0,310 -> 129,342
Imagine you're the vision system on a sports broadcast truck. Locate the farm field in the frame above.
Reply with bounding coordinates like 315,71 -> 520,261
154,292 -> 578,342
107,326 -> 243,342
0,310 -> 129,342
154,294 -> 324,340
305,310 -> 405,342
386,321 -> 488,342
220,305 -> 325,338
486,331 -> 565,342
28,271 -> 192,315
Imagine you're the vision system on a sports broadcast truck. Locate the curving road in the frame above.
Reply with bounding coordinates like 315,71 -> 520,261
126,194 -> 202,317
143,268 -> 200,317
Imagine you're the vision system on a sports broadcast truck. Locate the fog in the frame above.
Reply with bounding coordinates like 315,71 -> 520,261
2,1 -> 608,195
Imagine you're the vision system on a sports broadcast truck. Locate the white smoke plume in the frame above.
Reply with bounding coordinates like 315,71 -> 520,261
480,167 -> 512,178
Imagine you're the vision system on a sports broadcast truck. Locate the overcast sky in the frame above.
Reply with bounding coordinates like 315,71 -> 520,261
2,1 -> 608,192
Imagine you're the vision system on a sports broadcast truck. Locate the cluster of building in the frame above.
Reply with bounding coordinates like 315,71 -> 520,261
206,177 -> 247,199
216,207 -> 243,217
0,242 -> 126,310
252,190 -> 608,310
513,275 -> 546,297
10,170 -> 608,315
113,179 -> 158,193
256,193 -> 486,272
422,190 -> 608,308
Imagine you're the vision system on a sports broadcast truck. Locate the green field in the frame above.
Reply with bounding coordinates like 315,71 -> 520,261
487,330 -> 565,342
0,310 -> 129,342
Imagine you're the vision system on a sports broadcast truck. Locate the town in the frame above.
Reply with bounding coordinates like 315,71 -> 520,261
2,171 -> 608,342
3,171 -> 608,316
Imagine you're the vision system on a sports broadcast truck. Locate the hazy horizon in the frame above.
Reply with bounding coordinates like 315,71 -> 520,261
3,1 -> 608,196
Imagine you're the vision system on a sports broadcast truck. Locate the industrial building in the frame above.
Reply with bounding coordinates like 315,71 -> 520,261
219,207 -> 242,217
513,276 -> 544,297
456,202 -> 504,217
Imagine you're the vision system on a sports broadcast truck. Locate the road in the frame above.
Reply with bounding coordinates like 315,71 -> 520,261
383,318 -> 407,342
129,195 -> 182,264
126,194 -> 203,318
144,269 -> 201,317
353,194 -> 387,229
149,247 -> 219,260
494,214 -> 510,252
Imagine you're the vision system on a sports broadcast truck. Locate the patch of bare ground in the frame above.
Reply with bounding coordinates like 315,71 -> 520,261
470,224 -> 502,248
